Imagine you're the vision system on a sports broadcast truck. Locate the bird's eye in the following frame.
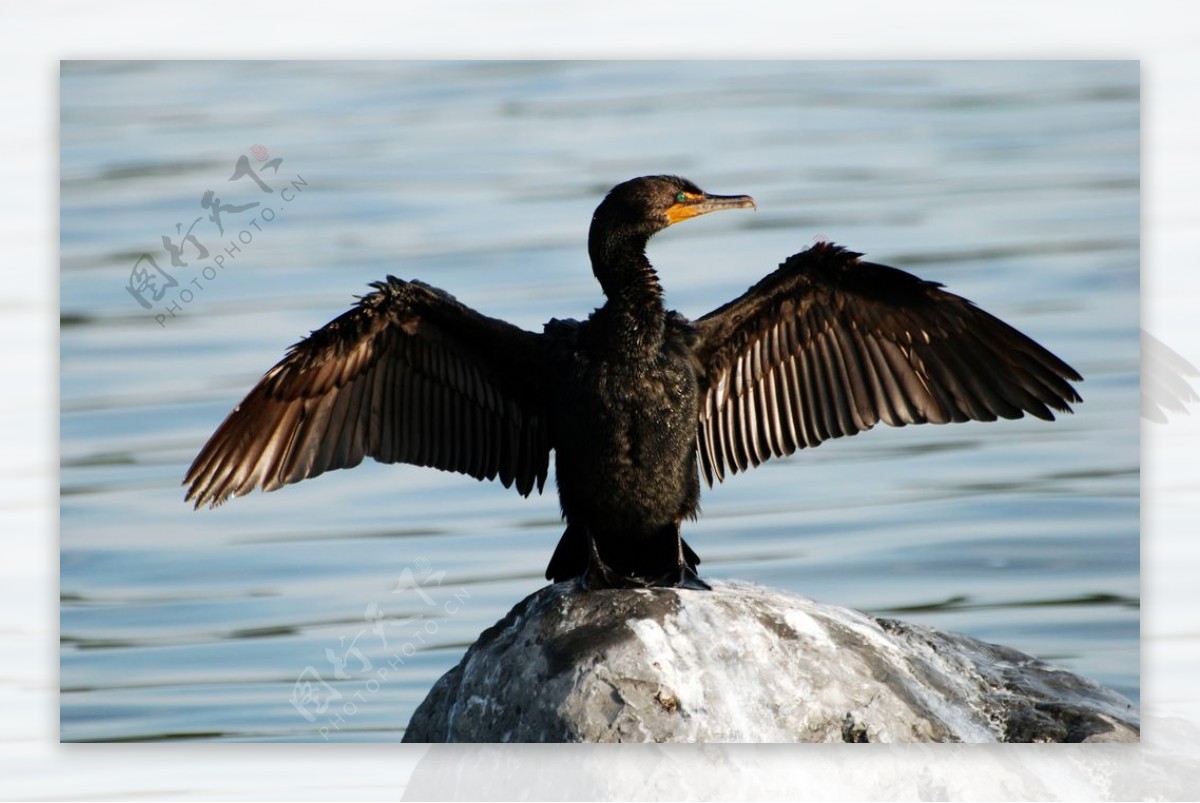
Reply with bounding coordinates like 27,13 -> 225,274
675,192 -> 687,203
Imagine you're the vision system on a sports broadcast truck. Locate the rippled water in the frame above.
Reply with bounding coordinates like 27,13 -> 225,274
60,61 -> 1138,742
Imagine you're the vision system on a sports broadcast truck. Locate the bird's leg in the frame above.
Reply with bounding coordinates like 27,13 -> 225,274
637,527 -> 712,590
581,525 -> 710,591
669,527 -> 711,591
582,526 -> 629,590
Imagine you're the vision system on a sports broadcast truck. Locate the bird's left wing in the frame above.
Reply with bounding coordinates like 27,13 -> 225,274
184,278 -> 551,508
692,242 -> 1082,485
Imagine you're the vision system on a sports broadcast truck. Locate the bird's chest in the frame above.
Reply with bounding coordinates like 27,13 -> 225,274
553,344 -> 699,472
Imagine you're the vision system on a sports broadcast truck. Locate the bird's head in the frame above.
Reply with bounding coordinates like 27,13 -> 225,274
591,175 -> 756,243
595,175 -> 753,237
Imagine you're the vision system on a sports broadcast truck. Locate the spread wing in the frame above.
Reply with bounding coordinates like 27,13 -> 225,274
184,278 -> 551,508
692,242 -> 1082,485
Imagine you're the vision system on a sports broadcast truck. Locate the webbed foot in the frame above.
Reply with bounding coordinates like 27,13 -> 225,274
580,527 -> 711,590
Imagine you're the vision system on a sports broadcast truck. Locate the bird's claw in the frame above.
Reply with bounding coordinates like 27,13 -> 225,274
581,527 -> 710,591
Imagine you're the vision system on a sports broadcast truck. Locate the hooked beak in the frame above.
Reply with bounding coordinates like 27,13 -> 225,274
665,192 -> 756,226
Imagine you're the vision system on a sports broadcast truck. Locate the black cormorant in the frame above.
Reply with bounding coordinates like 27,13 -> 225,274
184,175 -> 1082,589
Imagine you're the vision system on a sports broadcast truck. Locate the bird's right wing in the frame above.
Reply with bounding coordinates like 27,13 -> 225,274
184,278 -> 552,508
692,242 -> 1083,485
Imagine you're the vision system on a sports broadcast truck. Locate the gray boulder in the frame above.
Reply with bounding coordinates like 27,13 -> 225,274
403,580 -> 1138,743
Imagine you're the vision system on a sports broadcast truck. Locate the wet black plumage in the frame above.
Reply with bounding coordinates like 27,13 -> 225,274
184,175 -> 1082,588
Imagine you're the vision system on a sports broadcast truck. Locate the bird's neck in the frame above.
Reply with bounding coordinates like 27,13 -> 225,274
589,230 -> 667,346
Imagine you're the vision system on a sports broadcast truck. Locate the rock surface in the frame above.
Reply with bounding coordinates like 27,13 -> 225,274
403,580 -> 1138,743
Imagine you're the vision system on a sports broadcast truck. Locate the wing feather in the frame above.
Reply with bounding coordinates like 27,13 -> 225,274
693,242 -> 1082,485
184,278 -> 552,508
